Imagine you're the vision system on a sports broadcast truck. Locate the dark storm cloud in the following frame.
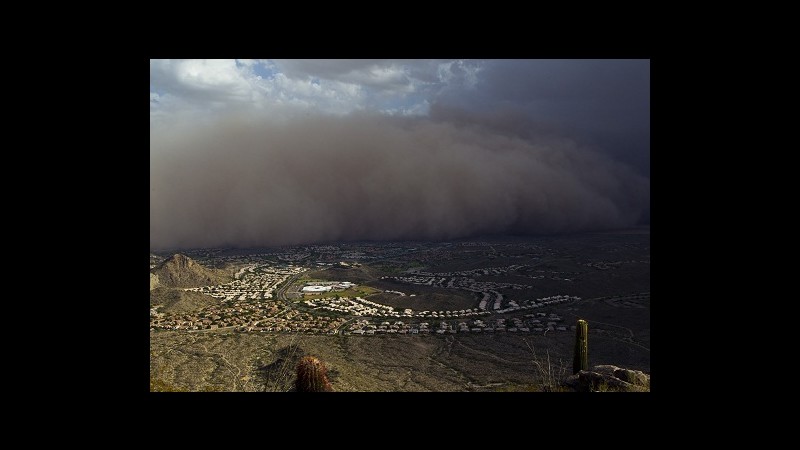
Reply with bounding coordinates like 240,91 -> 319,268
433,60 -> 650,176
150,112 -> 649,250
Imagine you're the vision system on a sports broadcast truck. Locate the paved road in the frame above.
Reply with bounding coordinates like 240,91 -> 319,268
277,272 -> 303,302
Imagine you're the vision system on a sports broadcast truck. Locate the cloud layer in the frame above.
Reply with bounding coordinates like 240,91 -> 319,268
151,59 -> 649,174
150,112 -> 649,250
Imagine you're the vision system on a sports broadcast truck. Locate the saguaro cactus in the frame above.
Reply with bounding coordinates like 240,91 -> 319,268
295,356 -> 333,392
573,319 -> 588,374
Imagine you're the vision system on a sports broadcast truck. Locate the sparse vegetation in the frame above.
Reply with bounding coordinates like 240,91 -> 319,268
150,377 -> 187,392
258,339 -> 305,392
523,338 -> 570,392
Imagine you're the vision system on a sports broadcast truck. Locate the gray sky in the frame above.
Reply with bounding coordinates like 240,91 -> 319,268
150,59 -> 650,249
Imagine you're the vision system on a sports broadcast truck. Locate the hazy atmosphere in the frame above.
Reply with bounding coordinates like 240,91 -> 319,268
150,59 -> 649,250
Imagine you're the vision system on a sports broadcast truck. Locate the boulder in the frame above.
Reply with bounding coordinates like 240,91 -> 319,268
564,365 -> 649,392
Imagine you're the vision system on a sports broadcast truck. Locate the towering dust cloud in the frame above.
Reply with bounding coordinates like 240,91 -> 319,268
150,113 -> 649,249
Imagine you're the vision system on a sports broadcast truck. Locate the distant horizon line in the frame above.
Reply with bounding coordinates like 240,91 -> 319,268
150,226 -> 650,253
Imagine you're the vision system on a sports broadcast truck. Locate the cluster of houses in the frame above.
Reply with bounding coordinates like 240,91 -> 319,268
408,265 -> 528,278
150,300 -> 347,334
151,284 -> 576,335
150,258 -> 582,337
304,296 -> 396,316
235,310 -> 346,334
300,290 -> 578,324
277,252 -> 311,262
384,271 -> 532,313
344,313 -> 571,336
184,264 -> 307,302
584,260 -> 646,270
493,295 -> 581,313
400,262 -> 582,282
584,261 -> 623,270
383,269 -> 580,312
303,243 -> 406,262
385,274 -> 531,293
304,296 -> 492,319
150,300 -> 284,331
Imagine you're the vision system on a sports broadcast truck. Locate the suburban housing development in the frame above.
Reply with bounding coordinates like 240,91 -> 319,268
150,238 -> 649,341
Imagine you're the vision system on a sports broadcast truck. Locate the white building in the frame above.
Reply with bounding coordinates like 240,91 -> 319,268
302,285 -> 332,294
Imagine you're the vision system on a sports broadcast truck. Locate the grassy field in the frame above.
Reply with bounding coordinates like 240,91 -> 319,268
296,285 -> 381,301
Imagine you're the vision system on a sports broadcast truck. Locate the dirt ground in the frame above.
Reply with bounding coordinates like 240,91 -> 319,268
151,294 -> 649,392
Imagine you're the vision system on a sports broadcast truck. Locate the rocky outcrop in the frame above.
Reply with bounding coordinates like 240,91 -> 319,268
565,365 -> 650,392
150,273 -> 159,291
151,253 -> 231,288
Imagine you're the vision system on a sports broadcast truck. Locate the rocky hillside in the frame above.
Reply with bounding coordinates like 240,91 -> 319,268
151,253 -> 232,288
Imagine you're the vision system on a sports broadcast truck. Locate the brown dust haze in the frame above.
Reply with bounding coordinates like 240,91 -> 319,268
150,113 -> 649,249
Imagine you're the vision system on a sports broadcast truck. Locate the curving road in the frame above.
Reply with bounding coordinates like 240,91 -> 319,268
276,271 -> 303,302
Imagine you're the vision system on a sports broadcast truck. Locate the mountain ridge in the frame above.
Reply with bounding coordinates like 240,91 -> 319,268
150,253 -> 232,289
